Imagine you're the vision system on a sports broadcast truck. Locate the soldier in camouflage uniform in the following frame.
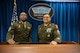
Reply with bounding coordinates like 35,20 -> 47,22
6,12 -> 32,44
37,14 -> 61,45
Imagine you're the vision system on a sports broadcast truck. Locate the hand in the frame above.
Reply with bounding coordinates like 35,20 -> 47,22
7,39 -> 15,44
50,41 -> 57,45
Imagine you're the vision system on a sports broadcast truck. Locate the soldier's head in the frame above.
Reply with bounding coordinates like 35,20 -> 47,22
43,13 -> 51,23
19,12 -> 27,21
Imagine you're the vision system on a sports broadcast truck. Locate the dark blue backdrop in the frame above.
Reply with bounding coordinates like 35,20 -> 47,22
0,0 -> 80,43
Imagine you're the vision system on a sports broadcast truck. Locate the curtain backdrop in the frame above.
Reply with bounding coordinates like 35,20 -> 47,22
0,0 -> 80,43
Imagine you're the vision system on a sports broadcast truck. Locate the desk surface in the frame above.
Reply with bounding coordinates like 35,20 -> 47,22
0,44 -> 80,53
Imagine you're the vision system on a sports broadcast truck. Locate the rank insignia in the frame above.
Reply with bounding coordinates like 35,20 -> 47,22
18,25 -> 21,28
47,28 -> 52,33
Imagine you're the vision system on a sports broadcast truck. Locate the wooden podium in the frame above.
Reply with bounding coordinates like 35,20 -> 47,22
0,42 -> 80,53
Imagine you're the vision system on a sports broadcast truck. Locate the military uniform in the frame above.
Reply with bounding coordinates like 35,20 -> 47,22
6,21 -> 32,43
37,23 -> 61,43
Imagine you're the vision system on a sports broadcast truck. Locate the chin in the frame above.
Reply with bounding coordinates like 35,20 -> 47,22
44,22 -> 48,23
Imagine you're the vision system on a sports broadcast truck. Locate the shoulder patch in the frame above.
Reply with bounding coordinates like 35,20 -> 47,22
27,27 -> 31,29
55,25 -> 58,29
27,22 -> 32,26
52,23 -> 55,25
8,26 -> 11,31
39,24 -> 43,27
57,30 -> 60,34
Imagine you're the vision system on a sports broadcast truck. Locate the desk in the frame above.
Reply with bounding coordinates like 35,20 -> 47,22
0,44 -> 80,53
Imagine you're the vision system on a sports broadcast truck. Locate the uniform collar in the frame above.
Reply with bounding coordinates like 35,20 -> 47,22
19,21 -> 27,24
19,21 -> 23,24
43,22 -> 51,27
